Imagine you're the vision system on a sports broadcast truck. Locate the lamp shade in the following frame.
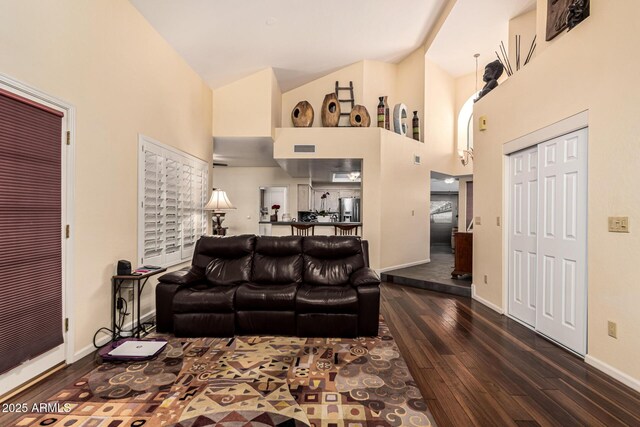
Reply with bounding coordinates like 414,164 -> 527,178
204,188 -> 236,211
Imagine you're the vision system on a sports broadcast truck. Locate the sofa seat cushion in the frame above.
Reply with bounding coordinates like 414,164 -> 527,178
173,284 -> 237,313
296,284 -> 358,314
236,283 -> 299,311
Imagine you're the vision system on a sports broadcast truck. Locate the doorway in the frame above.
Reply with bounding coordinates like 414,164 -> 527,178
507,127 -> 588,355
0,76 -> 75,397
430,173 -> 459,253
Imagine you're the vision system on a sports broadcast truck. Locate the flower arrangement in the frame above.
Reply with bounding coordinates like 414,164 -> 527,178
270,204 -> 281,222
318,192 -> 330,214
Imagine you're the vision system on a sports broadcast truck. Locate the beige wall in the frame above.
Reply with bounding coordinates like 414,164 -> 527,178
457,176 -> 472,231
211,167 -> 309,235
509,9 -> 537,68
213,68 -> 279,138
362,60 -> 397,128
380,131 -> 430,267
473,0 -> 640,384
0,0 -> 213,357
396,49 -> 426,141
454,72 -> 477,156
424,59 -> 472,177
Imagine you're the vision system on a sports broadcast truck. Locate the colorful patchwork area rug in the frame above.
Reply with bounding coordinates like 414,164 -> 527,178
12,319 -> 435,426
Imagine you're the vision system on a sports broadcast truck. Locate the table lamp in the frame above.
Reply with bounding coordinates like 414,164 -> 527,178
204,188 -> 236,234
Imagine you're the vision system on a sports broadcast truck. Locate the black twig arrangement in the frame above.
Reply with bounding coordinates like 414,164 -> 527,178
496,35 -> 537,77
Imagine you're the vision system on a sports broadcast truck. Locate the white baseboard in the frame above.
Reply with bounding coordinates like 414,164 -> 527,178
585,355 -> 640,393
378,258 -> 430,275
471,284 -> 504,314
72,310 -> 156,362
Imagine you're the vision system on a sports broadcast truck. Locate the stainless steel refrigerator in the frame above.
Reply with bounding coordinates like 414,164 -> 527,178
339,197 -> 361,222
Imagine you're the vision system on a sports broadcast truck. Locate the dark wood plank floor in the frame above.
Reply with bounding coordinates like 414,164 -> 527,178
3,283 -> 640,426
381,283 -> 640,426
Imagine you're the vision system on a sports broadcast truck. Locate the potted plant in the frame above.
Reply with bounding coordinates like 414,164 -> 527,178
316,192 -> 332,222
270,204 -> 280,222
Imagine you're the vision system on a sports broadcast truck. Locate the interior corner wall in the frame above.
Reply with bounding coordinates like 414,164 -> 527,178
0,0 -> 213,358
270,70 -> 282,139
379,132 -> 430,270
424,59 -> 471,176
213,68 -> 274,137
396,49 -> 426,142
473,0 -> 640,384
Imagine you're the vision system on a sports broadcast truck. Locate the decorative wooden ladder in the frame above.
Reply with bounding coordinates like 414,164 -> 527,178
335,81 -> 354,127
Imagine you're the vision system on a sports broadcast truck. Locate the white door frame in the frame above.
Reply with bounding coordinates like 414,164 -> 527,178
0,73 -> 76,396
501,111 -> 588,346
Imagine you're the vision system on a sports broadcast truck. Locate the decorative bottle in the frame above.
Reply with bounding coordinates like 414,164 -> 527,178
384,96 -> 390,130
412,111 -> 420,141
377,97 -> 385,128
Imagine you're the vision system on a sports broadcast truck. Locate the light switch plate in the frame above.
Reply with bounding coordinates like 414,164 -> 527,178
608,216 -> 629,233
479,115 -> 488,131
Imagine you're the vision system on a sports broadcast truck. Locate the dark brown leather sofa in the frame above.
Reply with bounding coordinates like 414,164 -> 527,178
155,234 -> 380,337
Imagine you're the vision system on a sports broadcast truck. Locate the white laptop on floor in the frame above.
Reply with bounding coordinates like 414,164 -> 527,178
108,340 -> 167,357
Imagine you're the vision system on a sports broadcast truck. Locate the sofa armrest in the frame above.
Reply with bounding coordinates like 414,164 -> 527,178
156,267 -> 205,333
350,267 -> 380,287
158,266 -> 204,285
355,284 -> 380,336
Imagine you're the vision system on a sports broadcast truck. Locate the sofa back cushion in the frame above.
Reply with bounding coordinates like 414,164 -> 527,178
303,236 -> 365,286
252,236 -> 303,284
192,235 -> 255,286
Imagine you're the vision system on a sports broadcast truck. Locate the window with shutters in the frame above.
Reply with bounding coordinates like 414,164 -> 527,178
138,135 -> 208,267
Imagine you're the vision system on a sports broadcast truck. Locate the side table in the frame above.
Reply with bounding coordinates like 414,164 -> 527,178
112,268 -> 166,341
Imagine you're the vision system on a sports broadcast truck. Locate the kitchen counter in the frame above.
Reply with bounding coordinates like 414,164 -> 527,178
259,221 -> 361,227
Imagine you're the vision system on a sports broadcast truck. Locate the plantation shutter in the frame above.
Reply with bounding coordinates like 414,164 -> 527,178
194,166 -> 208,240
142,150 -> 164,266
139,136 -> 208,267
0,88 -> 64,374
164,154 -> 182,265
181,164 -> 195,259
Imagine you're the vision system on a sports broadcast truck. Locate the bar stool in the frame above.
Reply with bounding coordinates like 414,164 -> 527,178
334,224 -> 359,235
291,223 -> 315,236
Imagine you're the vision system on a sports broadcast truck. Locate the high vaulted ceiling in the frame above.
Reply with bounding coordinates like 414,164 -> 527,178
427,0 -> 536,77
130,0 -> 446,91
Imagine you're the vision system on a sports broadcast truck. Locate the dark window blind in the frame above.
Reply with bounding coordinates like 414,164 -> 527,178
0,88 -> 64,374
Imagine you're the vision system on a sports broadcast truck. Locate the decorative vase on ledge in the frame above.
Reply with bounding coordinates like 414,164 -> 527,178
270,211 -> 278,222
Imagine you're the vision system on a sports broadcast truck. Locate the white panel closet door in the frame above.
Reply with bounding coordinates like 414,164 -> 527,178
536,128 -> 588,355
508,146 -> 538,327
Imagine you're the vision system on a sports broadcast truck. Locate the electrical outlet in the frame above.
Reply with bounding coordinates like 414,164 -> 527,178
608,217 -> 629,233
411,210 -> 415,216
475,216 -> 482,226
608,321 -> 617,338
483,275 -> 488,284
496,216 -> 501,226
128,289 -> 134,301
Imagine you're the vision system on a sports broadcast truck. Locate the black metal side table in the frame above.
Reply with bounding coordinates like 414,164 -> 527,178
111,268 -> 166,341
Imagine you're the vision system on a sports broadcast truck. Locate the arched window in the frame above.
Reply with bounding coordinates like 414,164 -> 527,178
457,93 -> 477,157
